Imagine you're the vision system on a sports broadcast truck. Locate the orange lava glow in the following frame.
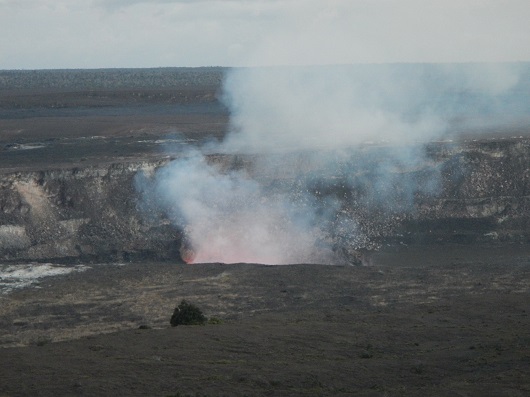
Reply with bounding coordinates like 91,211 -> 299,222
179,247 -> 196,264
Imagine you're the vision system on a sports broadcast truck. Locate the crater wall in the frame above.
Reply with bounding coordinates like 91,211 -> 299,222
0,138 -> 528,263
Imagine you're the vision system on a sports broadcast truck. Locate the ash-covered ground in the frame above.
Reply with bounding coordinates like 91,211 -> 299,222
0,67 -> 530,396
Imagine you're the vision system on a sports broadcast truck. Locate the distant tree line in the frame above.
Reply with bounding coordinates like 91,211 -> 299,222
0,67 -> 226,91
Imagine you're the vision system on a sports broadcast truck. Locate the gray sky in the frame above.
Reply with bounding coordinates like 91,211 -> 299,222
1,0 -> 529,69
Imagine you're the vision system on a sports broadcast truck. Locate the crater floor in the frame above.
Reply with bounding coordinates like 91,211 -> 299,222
1,245 -> 529,396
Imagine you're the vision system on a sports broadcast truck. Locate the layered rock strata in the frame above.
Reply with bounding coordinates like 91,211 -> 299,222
0,138 -> 528,263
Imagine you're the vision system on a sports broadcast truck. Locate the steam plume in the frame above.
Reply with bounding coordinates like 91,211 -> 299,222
136,62 -> 526,264
141,149 -> 330,264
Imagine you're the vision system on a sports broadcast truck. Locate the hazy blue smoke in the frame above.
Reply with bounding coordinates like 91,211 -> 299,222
138,63 -> 526,264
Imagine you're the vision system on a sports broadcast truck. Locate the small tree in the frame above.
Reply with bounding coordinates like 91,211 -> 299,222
170,300 -> 206,327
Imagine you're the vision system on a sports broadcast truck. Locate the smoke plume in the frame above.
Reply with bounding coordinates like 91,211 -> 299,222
135,61 -> 527,264
221,63 -> 525,152
133,0 -> 527,265
138,148 -> 331,264
138,61 -> 527,264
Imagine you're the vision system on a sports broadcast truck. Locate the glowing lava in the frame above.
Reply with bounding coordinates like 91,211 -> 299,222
179,241 -> 196,264
180,249 -> 195,264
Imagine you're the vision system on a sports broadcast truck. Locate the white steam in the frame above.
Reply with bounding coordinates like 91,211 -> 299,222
135,1 -> 527,264
136,63 -> 526,264
139,149 -> 334,264
221,64 -> 524,153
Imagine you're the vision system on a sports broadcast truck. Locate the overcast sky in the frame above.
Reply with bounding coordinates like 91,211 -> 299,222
1,0 -> 529,69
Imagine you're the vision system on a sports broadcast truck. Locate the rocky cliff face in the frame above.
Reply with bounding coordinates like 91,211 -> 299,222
0,160 -> 176,263
400,138 -> 530,244
0,137 -> 528,263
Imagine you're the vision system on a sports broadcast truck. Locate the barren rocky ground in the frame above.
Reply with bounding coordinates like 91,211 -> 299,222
0,68 -> 529,396
0,68 -> 227,172
1,246 -> 529,396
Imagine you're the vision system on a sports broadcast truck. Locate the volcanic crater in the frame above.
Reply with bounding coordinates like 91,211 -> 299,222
0,67 -> 529,396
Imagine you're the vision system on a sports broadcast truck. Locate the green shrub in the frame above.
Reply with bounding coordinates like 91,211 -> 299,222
170,300 -> 206,327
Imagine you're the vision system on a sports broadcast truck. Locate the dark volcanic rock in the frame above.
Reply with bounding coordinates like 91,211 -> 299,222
0,160 -> 181,262
409,138 -> 530,244
0,67 -> 529,262
0,138 -> 529,263
0,68 -> 529,397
